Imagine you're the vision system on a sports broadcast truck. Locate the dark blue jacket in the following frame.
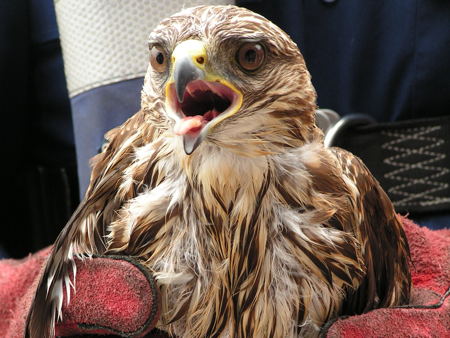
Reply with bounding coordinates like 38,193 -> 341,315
238,0 -> 450,122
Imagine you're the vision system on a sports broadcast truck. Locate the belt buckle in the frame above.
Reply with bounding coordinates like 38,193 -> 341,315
315,109 -> 376,147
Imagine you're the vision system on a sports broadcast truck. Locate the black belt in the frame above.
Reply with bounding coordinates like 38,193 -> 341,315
316,111 -> 450,214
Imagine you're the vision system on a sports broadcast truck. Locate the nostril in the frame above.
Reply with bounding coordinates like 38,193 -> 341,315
196,56 -> 205,65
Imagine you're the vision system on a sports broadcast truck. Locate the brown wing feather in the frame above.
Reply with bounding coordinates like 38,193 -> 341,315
330,147 -> 411,314
25,110 -> 155,337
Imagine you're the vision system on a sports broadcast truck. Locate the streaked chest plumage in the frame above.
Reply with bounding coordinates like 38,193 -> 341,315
109,141 -> 365,337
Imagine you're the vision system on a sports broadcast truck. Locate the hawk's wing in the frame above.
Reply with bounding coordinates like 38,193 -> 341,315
25,109 -> 158,337
330,147 -> 411,314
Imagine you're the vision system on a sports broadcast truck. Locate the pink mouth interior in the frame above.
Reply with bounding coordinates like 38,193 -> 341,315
169,80 -> 237,136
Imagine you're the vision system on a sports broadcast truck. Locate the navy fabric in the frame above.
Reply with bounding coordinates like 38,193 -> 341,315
238,0 -> 450,122
31,37 -> 77,167
0,0 -> 31,167
0,0 -> 77,257
30,0 -> 59,44
414,212 -> 450,231
71,78 -> 144,197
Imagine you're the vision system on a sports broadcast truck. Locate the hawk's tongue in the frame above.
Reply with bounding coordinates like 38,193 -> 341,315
174,110 -> 220,136
174,116 -> 205,136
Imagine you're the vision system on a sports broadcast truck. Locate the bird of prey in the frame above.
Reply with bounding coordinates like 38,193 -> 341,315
26,5 -> 411,338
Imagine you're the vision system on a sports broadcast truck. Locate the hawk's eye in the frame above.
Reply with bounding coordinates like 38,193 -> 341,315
236,42 -> 265,71
150,46 -> 167,72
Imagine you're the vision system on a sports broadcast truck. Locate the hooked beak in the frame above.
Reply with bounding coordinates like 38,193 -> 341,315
165,40 -> 243,155
173,56 -> 205,103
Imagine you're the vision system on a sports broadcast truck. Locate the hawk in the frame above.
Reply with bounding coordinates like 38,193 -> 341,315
26,5 -> 411,337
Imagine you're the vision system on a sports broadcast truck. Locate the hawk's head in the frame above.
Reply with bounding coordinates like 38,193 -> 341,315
143,5 -> 320,155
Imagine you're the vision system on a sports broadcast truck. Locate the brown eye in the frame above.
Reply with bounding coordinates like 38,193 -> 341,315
150,46 -> 167,72
237,42 -> 265,71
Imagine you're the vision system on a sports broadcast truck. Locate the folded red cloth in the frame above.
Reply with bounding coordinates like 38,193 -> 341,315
0,216 -> 448,337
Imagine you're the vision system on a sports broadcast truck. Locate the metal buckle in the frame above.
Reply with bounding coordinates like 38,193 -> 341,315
315,109 -> 376,147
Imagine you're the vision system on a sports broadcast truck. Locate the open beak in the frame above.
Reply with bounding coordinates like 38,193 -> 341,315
165,40 -> 243,155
